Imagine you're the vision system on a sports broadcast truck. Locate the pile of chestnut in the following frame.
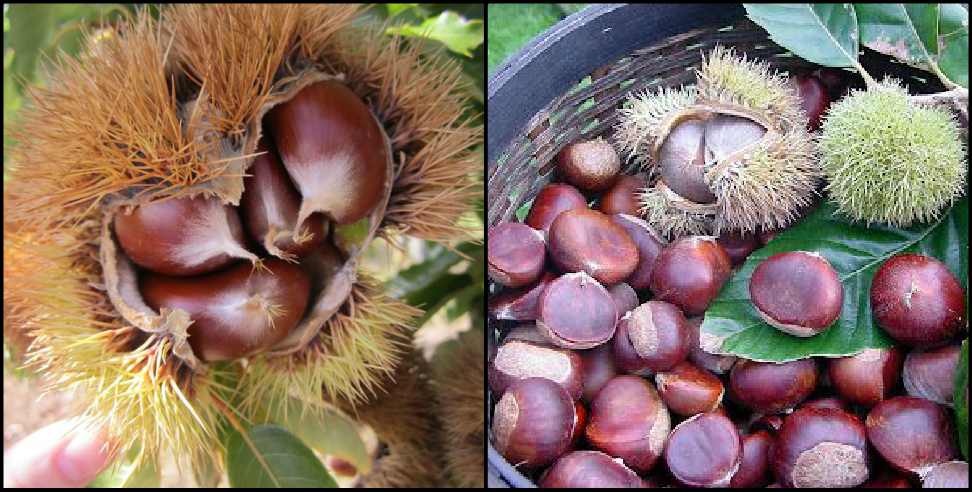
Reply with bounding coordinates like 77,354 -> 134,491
487,138 -> 968,488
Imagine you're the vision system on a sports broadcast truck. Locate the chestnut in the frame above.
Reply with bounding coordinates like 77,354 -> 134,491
655,360 -> 724,417
657,118 -> 717,204
773,407 -> 869,487
266,80 -> 390,226
548,209 -> 639,286
487,222 -> 546,288
716,232 -> 761,266
870,253 -> 965,347
608,213 -> 666,290
586,375 -> 671,473
579,344 -> 617,403
791,73 -> 831,131
140,259 -> 311,361
501,323 -> 554,346
922,460 -> 968,488
866,396 -> 958,475
539,450 -> 645,488
488,339 -> 583,401
749,251 -> 843,337
799,396 -> 851,412
729,358 -> 818,414
665,411 -> 742,487
114,195 -> 258,276
555,138 -> 621,192
610,317 -> 653,375
599,173 -> 647,216
828,347 -> 903,407
621,301 -> 693,372
491,377 -> 574,469
751,414 -> 784,435
649,236 -> 732,316
524,183 -> 588,235
686,316 -> 737,375
536,272 -> 617,349
487,272 -> 555,321
903,343 -> 961,405
569,401 -> 587,449
729,430 -> 775,488
607,282 -> 639,318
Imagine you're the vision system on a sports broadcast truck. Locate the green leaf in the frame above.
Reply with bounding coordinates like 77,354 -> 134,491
855,4 -> 943,66
744,4 -> 861,68
938,4 -> 969,88
487,4 -> 562,75
386,11 -> 483,57
386,4 -> 420,18
274,397 -> 372,475
410,273 -> 473,327
702,198 -> 968,361
225,425 -> 337,488
956,339 -> 969,459
88,444 -> 161,488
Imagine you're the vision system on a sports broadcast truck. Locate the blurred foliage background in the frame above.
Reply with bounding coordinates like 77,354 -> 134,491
486,3 -> 588,76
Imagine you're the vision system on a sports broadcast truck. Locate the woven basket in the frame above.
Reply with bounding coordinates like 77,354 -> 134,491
486,4 -> 943,487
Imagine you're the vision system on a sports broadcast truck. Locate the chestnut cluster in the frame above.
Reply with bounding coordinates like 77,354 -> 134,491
488,139 -> 968,488
113,80 -> 389,362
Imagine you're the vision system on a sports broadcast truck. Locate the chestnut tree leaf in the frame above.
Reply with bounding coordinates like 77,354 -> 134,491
225,425 -> 337,488
744,4 -> 860,68
701,196 -> 968,362
956,339 -> 969,459
386,11 -> 483,57
937,4 -> 969,88
273,397 -> 372,476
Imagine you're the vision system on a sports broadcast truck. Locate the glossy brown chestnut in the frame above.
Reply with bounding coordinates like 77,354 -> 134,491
487,272 -> 555,321
599,173 -> 647,216
729,430 -> 775,488
649,236 -> 731,316
501,323 -> 553,346
556,139 -> 621,192
607,282 -> 639,318
608,214 -> 666,290
140,259 -> 311,361
548,209 -> 639,286
488,339 -> 583,400
870,253 -> 966,347
487,222 -> 546,288
750,251 -> 843,337
655,360 -> 724,417
774,407 -> 869,488
922,460 -> 968,488
729,358 -> 818,414
537,272 -> 618,349
611,318 -> 653,375
866,396 -> 958,475
524,183 -> 588,235
621,301 -> 693,372
665,411 -> 743,487
579,344 -> 617,403
828,347 -> 903,407
717,232 -> 761,266
657,118 -> 717,204
240,138 -> 328,260
539,451 -> 645,488
800,396 -> 851,412
114,195 -> 257,276
491,377 -> 574,469
585,375 -> 671,473
686,316 -> 737,375
266,80 -> 390,226
903,343 -> 961,405
569,401 -> 587,448
791,74 -> 831,131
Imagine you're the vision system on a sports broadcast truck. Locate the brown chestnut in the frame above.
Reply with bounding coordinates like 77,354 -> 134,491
750,251 -> 843,337
599,173 -> 647,216
501,323 -> 553,346
491,377 -> 574,468
608,213 -> 666,290
686,316 -> 737,375
607,282 -> 639,318
579,344 -> 617,403
729,430 -> 775,488
729,358 -> 818,414
586,375 -> 671,473
114,195 -> 258,276
621,301 -> 693,372
548,209 -> 639,286
524,183 -> 588,235
657,118 -> 717,204
556,138 -> 621,192
539,450 -> 645,488
774,407 -> 869,487
266,80 -> 390,226
800,396 -> 851,412
903,343 -> 962,405
610,318 -> 653,375
487,272 -> 555,321
140,259 -> 311,361
870,253 -> 966,347
537,272 -> 618,349
488,339 -> 583,401
487,222 -> 546,288
922,460 -> 968,488
665,411 -> 743,487
569,401 -> 587,449
791,74 -> 831,131
717,232 -> 761,266
828,347 -> 903,407
866,396 -> 958,475
655,360 -> 724,417
649,236 -> 731,316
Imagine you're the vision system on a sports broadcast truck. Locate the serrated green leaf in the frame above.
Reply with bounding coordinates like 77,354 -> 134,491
225,425 -> 336,488
386,11 -> 483,57
744,4 -> 860,68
